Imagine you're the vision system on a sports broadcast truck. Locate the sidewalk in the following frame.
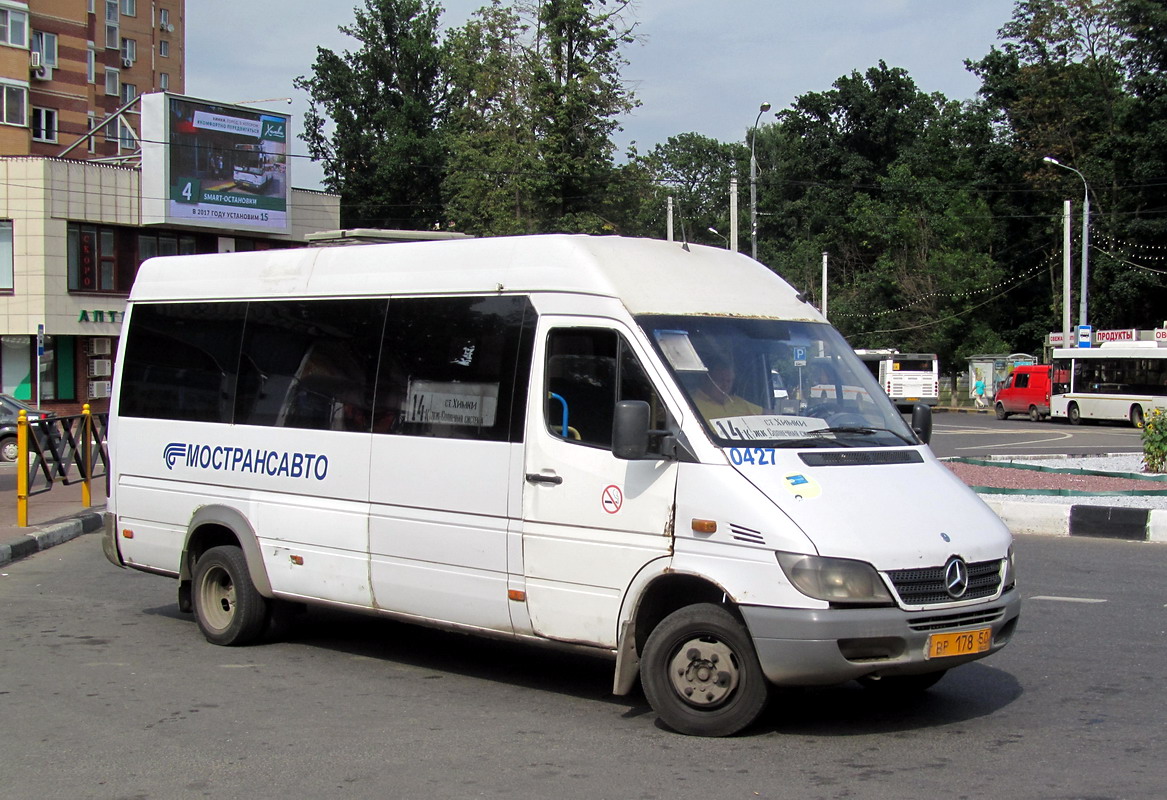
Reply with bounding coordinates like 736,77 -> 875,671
0,475 -> 105,568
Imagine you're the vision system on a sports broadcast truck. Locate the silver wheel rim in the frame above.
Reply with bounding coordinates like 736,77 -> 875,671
198,564 -> 236,633
666,636 -> 740,708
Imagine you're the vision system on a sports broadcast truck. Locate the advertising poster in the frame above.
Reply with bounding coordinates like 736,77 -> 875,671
152,95 -> 290,232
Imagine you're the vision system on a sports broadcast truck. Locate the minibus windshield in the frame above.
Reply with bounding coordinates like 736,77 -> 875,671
640,315 -> 917,448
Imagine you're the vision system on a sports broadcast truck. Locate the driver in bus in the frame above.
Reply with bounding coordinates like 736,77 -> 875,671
693,354 -> 762,420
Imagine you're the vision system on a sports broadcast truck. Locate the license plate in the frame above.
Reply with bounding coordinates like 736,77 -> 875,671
905,397 -> 919,402
927,627 -> 992,659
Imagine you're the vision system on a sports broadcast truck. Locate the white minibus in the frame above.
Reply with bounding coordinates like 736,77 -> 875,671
103,235 -> 1019,736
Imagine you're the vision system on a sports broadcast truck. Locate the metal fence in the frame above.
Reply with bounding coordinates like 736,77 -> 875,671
16,406 -> 109,527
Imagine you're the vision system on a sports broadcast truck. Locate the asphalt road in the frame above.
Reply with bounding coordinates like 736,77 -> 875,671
0,533 -> 1162,799
929,411 -> 1144,459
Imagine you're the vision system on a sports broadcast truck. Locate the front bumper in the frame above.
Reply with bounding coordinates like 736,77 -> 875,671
740,589 -> 1021,686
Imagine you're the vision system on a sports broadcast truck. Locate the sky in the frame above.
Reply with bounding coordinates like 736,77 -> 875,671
186,0 -> 1019,190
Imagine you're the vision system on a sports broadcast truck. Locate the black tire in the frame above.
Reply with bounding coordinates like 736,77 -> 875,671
995,403 -> 1008,420
1131,405 -> 1145,429
1068,402 -> 1081,425
641,604 -> 770,737
1029,405 -> 1041,422
0,436 -> 16,462
192,545 -> 269,646
857,669 -> 947,694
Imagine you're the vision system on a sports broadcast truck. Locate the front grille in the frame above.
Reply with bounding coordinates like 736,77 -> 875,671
907,608 -> 1006,632
886,559 -> 1002,606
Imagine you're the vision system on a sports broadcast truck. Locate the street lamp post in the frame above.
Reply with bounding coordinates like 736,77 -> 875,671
749,101 -> 771,261
708,227 -> 729,249
1043,156 -> 1090,327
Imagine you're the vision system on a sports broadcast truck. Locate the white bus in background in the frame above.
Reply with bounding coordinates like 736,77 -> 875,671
102,235 -> 1018,737
854,349 -> 940,410
1050,342 -> 1167,427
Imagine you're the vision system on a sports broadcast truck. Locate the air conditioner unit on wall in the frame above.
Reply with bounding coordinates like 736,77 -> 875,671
122,57 -> 134,68
89,380 -> 112,399
88,359 -> 113,378
32,65 -> 52,81
30,51 -> 42,68
88,338 -> 112,356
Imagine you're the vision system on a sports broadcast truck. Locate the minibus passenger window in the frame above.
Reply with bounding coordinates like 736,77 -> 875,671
234,299 -> 385,432
119,302 -> 247,423
376,296 -> 535,442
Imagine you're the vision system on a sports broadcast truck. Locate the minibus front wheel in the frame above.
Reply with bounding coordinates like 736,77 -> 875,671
192,545 -> 270,646
641,603 -> 770,737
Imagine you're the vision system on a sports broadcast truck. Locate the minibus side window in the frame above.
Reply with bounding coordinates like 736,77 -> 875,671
119,302 -> 246,422
233,299 -> 387,432
376,295 -> 534,442
545,328 -> 663,450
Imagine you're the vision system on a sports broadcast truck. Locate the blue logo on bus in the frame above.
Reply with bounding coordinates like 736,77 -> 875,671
164,442 -> 329,480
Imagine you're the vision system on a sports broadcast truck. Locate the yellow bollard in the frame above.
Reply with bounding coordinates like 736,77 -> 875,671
82,404 -> 92,508
16,409 -> 27,527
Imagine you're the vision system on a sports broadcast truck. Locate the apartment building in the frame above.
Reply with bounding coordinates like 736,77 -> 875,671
2,0 -> 183,158
0,1 -> 342,420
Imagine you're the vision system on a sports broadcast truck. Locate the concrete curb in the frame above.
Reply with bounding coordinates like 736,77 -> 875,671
0,511 -> 105,569
984,498 -> 1167,543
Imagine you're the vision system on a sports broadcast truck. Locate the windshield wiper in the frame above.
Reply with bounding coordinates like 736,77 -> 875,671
804,426 -> 916,445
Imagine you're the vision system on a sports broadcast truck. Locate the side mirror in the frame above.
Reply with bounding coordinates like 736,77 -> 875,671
613,400 -> 651,460
911,403 -> 932,445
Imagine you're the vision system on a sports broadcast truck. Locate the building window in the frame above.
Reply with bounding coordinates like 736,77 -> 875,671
0,83 -> 26,127
31,107 -> 57,143
120,82 -> 135,104
121,0 -> 135,15
87,43 -> 96,83
159,7 -> 169,27
105,0 -> 118,48
105,67 -> 119,96
68,223 -> 132,293
159,72 -> 169,91
120,36 -> 135,64
87,111 -> 96,153
0,7 -> 28,47
32,31 -> 58,67
118,117 -> 134,149
0,220 -> 12,291
159,39 -> 168,57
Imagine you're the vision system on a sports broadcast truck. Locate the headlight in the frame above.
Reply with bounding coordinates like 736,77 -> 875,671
776,551 -> 894,605
1002,546 -> 1016,590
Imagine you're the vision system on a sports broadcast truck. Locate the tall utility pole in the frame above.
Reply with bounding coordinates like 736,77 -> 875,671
1044,157 -> 1091,327
749,102 -> 771,261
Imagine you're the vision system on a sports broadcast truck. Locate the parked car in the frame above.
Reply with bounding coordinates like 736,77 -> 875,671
995,364 -> 1052,421
0,394 -> 53,461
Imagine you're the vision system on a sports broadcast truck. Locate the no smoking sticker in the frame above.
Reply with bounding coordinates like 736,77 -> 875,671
601,484 -> 623,514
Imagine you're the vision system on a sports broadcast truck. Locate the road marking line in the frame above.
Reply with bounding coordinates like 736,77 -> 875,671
1028,595 -> 1107,603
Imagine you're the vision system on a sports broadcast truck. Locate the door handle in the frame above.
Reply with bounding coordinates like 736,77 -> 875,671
525,472 -> 563,485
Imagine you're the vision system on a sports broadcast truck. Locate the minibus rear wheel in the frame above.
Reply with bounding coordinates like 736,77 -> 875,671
640,603 -> 770,737
192,545 -> 270,646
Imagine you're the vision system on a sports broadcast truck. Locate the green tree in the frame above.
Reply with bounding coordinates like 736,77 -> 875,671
755,63 -> 1011,368
441,0 -> 640,234
294,0 -> 447,230
442,1 -> 543,235
528,0 -> 639,232
627,133 -> 746,246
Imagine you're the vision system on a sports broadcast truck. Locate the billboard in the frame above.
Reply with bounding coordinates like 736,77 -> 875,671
141,93 -> 290,233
